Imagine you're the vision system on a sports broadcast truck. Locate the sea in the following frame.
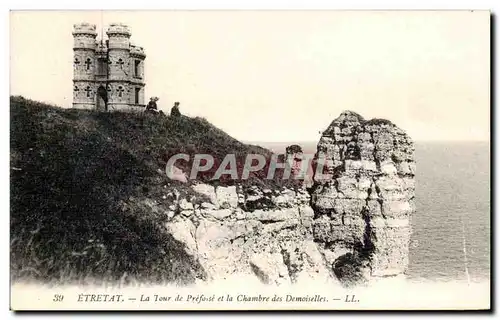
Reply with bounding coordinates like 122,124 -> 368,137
256,141 -> 491,284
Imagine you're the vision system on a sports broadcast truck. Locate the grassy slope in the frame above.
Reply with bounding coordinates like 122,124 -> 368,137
10,96 -> 288,286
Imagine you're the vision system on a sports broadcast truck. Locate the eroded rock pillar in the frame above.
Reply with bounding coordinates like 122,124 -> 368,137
310,111 -> 415,286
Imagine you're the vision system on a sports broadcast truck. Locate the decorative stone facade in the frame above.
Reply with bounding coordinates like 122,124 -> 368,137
72,23 -> 146,112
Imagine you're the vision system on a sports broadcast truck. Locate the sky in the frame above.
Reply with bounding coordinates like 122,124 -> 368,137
10,10 -> 490,142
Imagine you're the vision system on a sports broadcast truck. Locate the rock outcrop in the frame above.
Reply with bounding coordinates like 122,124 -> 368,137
156,111 -> 415,287
309,111 -> 415,285
161,184 -> 336,286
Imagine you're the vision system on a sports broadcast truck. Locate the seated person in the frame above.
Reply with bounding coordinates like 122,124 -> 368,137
171,102 -> 181,117
146,97 -> 158,111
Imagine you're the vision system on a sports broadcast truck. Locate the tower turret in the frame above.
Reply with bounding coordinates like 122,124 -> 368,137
130,44 -> 146,107
72,23 -> 98,109
106,23 -> 132,111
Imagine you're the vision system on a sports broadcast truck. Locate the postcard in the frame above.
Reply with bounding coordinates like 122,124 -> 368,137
9,10 -> 491,311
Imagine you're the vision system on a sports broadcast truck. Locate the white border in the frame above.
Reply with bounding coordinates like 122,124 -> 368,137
2,1 -> 497,319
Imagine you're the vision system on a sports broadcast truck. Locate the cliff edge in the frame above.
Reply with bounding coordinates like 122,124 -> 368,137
10,97 -> 415,287
158,111 -> 415,287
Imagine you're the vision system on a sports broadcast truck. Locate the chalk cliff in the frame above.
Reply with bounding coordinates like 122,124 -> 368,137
157,110 -> 415,287
310,111 -> 415,286
11,98 -> 414,286
140,184 -> 335,286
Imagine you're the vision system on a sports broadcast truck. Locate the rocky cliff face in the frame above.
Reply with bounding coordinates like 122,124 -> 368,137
157,184 -> 336,285
310,111 -> 415,285
159,111 -> 415,287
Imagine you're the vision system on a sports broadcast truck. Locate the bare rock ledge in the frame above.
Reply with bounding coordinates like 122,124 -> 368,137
162,110 -> 415,287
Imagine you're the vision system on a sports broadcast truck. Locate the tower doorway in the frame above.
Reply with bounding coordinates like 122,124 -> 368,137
96,86 -> 108,111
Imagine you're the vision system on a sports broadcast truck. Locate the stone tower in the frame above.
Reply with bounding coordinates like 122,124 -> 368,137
72,23 -> 97,110
72,23 -> 146,112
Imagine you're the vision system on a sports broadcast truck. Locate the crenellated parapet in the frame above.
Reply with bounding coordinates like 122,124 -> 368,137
130,45 -> 146,59
106,23 -> 131,37
72,23 -> 97,37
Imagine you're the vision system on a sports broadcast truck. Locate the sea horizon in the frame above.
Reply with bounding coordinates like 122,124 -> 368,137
252,140 -> 491,283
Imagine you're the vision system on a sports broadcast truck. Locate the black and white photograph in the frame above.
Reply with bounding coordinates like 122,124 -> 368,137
9,10 -> 491,311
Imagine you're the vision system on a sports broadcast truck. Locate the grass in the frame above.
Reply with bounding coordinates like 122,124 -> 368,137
9,96 -> 301,286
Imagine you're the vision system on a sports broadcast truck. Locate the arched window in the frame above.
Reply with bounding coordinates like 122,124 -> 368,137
134,60 -> 140,77
134,88 -> 140,104
117,58 -> 124,67
97,58 -> 106,75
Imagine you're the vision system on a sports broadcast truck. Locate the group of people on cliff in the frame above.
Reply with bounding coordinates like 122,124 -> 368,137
145,97 -> 181,117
